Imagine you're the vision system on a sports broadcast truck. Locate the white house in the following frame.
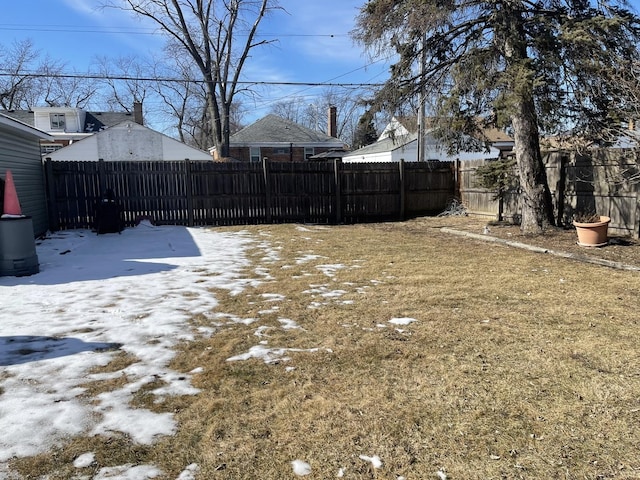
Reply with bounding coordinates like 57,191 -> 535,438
45,121 -> 212,162
1,103 -> 143,154
343,130 -> 503,163
343,116 -> 513,163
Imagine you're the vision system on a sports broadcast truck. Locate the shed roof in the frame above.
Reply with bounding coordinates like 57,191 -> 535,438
0,113 -> 53,140
349,135 -> 415,156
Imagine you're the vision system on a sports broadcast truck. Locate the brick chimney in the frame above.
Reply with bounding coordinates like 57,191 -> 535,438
328,106 -> 337,138
133,101 -> 144,125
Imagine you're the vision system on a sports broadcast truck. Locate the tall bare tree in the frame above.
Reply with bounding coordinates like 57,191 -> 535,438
93,55 -> 151,112
0,39 -> 40,109
0,39 -> 99,110
35,56 -> 99,108
105,0 -> 280,158
354,0 -> 640,233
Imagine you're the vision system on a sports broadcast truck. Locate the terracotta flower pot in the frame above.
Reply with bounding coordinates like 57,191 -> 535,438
573,215 -> 610,247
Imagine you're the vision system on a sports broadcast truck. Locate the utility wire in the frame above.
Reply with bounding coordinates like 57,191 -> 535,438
0,71 -> 385,87
0,24 -> 348,38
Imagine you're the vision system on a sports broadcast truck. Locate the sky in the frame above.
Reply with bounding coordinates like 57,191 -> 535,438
0,0 -> 391,128
0,221 -> 419,478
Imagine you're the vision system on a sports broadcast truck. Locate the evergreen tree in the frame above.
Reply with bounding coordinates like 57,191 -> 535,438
353,0 -> 640,233
353,110 -> 379,149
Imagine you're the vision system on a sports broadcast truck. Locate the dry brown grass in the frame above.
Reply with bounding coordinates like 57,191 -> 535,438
10,217 -> 640,479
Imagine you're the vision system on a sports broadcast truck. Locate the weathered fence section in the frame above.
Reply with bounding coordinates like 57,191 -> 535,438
459,149 -> 640,237
44,159 -> 455,231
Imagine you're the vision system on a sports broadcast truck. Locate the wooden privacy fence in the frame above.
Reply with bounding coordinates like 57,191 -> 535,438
459,149 -> 640,237
44,159 -> 455,231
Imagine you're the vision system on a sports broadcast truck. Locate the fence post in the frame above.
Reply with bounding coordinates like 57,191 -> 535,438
556,154 -> 568,227
185,159 -> 194,227
98,159 -> 106,195
399,158 -> 406,220
263,158 -> 272,223
44,158 -> 60,232
454,158 -> 461,199
635,191 -> 640,240
334,158 -> 342,224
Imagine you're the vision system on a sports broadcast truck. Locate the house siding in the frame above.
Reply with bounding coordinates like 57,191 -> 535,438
0,128 -> 48,236
229,146 -> 337,162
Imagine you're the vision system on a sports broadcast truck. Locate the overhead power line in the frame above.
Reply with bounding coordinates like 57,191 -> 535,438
0,23 -> 348,38
0,71 -> 385,88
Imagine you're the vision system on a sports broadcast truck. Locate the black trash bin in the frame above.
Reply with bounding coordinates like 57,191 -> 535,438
95,189 -> 124,235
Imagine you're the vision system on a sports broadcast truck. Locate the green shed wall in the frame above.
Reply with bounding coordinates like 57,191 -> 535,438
0,127 -> 48,237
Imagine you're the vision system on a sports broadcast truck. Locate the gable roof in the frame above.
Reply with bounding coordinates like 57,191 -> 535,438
351,132 -> 418,156
45,121 -> 212,161
230,114 -> 344,146
83,111 -> 137,132
0,108 -> 134,133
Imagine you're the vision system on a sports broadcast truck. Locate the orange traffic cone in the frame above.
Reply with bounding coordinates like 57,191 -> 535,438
3,170 -> 22,216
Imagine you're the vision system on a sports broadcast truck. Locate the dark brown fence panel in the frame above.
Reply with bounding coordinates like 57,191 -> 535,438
405,161 -> 455,216
47,161 -> 102,230
189,162 -> 267,226
111,161 -> 189,226
45,159 -> 455,231
341,163 -> 402,223
269,162 -> 336,224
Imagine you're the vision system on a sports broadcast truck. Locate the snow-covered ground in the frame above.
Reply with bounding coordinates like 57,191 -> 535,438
0,222 -> 417,479
0,222 -> 263,478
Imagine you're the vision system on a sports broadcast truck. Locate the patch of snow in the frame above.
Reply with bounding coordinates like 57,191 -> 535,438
295,253 -> 326,264
226,345 -> 323,364
73,452 -> 95,468
291,459 -> 312,476
176,463 -> 200,480
389,317 -> 417,326
92,464 -> 162,479
261,293 -> 286,302
279,318 -> 303,330
0,225 -> 264,463
316,264 -> 345,277
359,455 -> 383,468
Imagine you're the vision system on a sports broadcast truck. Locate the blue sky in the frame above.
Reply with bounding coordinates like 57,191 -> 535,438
0,1 -> 390,126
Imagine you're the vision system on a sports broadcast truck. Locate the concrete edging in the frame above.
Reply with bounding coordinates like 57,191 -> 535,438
440,227 -> 640,272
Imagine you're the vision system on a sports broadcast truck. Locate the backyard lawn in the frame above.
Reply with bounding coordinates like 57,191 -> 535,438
4,217 -> 640,479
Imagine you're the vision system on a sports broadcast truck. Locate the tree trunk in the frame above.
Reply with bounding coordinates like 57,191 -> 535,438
511,97 -> 555,233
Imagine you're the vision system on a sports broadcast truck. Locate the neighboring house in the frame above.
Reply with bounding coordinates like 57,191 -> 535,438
220,112 -> 347,162
44,121 -> 212,162
0,114 -> 54,236
343,116 -> 513,163
1,102 -> 143,155
343,130 -> 504,163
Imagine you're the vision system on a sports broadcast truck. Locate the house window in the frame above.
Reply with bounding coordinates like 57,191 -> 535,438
250,147 -> 261,162
50,113 -> 66,130
41,144 -> 63,155
273,147 -> 290,155
305,147 -> 315,160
